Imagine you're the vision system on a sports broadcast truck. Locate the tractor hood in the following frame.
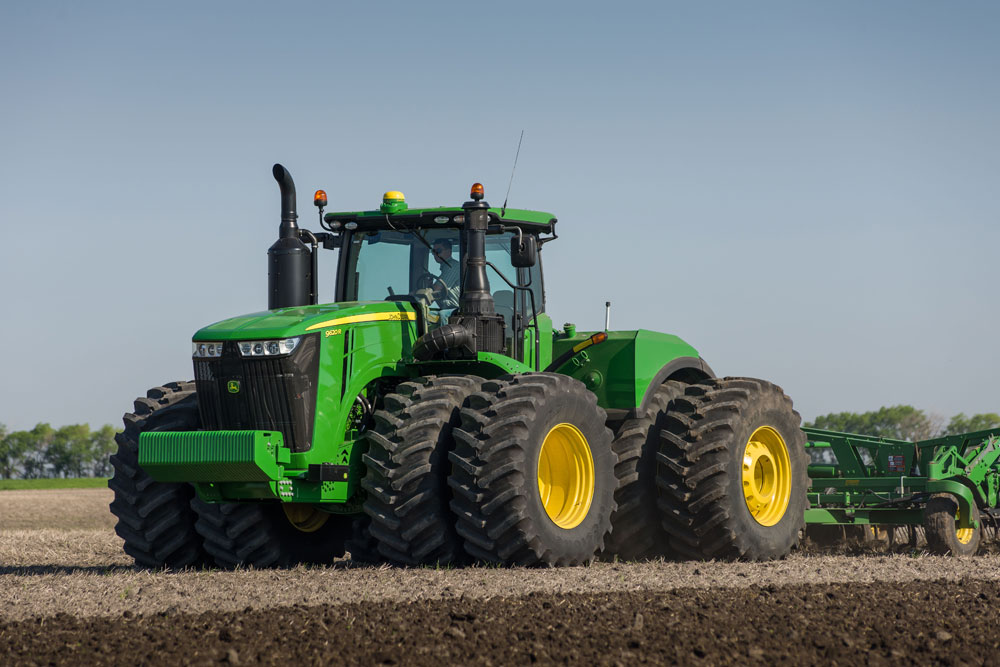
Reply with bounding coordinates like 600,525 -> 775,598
192,301 -> 418,341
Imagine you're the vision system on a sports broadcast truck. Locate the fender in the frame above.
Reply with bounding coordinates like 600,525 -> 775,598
638,356 -> 714,414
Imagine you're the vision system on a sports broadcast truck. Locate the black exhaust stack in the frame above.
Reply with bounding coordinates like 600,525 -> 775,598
267,164 -> 312,309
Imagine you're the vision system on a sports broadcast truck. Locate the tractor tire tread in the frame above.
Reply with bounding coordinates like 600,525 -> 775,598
655,377 -> 808,561
602,381 -> 687,561
362,375 -> 482,566
924,494 -> 981,556
449,373 -> 616,567
108,381 -> 208,569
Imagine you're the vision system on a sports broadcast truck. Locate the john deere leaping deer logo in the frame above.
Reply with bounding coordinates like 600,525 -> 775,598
227,380 -> 240,394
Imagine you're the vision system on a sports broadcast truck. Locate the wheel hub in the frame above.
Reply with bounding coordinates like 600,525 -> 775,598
282,504 -> 329,533
956,508 -> 974,545
537,423 -> 595,530
741,426 -> 792,527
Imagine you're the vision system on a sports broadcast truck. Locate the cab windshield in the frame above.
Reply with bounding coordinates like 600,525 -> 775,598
338,225 -> 544,357
342,228 -> 462,310
340,226 -> 534,318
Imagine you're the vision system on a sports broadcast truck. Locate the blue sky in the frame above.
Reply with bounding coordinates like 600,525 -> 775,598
1,1 -> 997,430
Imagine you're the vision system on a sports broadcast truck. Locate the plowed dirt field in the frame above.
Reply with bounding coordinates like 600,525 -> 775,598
4,488 -> 1000,665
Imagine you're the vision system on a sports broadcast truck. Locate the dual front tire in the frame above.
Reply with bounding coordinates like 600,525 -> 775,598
191,499 -> 352,568
108,382 -> 209,569
363,373 -> 617,567
110,380 -> 356,570
449,373 -> 617,566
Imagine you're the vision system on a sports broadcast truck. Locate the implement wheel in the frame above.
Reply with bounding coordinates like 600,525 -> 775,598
602,381 -> 686,561
449,373 -> 616,567
192,500 -> 351,568
656,377 -> 808,560
108,381 -> 208,569
924,494 -> 981,556
362,375 -> 482,566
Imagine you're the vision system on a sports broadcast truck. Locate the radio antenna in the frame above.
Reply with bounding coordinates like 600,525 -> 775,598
501,130 -> 524,217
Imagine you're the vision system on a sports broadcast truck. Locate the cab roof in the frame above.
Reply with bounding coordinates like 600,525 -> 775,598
323,206 -> 557,232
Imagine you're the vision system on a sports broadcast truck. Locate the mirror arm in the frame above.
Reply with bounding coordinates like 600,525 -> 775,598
500,225 -> 523,247
538,220 -> 558,245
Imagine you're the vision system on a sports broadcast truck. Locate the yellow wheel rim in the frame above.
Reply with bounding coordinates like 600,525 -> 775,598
282,504 -> 329,533
741,426 -> 792,527
537,423 -> 595,530
956,508 -> 974,545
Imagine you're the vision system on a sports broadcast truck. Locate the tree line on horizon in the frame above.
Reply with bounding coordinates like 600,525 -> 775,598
0,423 -> 119,480
803,406 -> 1000,442
0,406 -> 996,480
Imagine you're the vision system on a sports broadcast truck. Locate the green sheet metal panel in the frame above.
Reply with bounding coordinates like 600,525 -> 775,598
550,329 -> 701,411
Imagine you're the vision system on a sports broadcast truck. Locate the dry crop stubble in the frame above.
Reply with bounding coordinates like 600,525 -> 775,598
0,488 -> 116,531
7,489 -> 1000,665
6,555 -> 1000,622
4,488 -> 1000,621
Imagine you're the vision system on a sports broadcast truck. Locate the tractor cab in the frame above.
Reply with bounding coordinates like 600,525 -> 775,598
321,187 -> 554,366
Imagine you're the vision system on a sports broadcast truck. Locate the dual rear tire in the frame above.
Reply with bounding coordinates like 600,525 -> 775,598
599,377 -> 809,562
656,378 -> 809,560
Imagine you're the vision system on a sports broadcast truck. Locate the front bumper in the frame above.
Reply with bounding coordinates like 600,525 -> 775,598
138,429 -> 353,504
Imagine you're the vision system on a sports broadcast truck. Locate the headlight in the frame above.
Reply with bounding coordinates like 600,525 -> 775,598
237,336 -> 301,357
192,342 -> 225,358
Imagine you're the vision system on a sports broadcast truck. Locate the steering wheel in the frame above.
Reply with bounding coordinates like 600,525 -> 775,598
385,271 -> 440,306
415,270 -> 437,290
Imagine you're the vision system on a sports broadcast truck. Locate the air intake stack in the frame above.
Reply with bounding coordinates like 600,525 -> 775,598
267,164 -> 312,309
449,183 -> 506,355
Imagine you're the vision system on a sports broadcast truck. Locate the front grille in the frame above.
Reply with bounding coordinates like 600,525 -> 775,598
193,334 -> 320,453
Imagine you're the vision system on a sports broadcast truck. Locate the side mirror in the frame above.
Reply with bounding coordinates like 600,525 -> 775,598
511,234 -> 537,268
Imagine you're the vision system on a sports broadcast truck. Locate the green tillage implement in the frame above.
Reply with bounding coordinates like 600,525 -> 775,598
803,427 -> 1000,554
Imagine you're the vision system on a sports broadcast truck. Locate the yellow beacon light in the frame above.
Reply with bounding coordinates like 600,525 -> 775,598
380,190 -> 408,214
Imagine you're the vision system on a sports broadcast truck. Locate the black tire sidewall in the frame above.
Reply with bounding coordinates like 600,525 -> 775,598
522,387 -> 616,562
722,394 -> 807,558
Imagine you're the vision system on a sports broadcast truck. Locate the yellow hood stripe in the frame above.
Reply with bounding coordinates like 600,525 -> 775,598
305,311 -> 417,331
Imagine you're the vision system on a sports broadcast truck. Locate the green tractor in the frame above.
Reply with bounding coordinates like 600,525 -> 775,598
109,164 -> 810,568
